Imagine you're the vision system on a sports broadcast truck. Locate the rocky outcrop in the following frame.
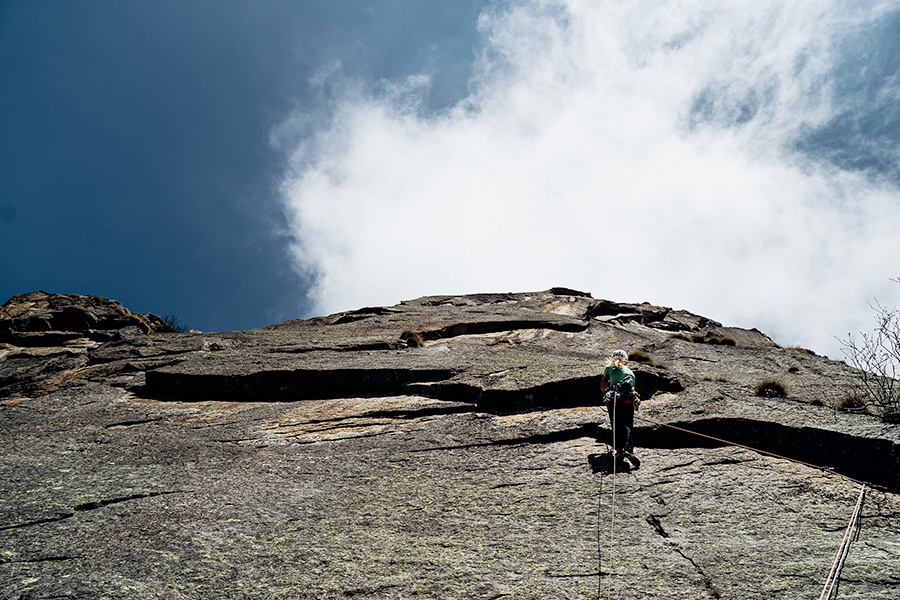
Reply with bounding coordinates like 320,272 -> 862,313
0,291 -> 173,399
0,291 -> 172,345
1,290 -> 898,599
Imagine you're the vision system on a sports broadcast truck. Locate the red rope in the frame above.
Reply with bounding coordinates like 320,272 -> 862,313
634,415 -> 864,485
634,413 -> 869,595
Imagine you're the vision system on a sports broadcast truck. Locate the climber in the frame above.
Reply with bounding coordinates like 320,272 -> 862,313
601,349 -> 641,468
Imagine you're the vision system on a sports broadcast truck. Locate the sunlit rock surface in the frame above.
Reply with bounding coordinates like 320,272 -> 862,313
1,290 -> 898,599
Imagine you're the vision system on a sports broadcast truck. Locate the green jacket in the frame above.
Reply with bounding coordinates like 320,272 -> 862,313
604,365 -> 635,389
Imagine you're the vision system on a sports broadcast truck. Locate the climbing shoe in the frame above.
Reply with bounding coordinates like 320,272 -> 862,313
625,452 -> 641,468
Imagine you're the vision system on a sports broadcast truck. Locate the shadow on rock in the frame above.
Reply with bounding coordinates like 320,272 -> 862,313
588,452 -> 634,475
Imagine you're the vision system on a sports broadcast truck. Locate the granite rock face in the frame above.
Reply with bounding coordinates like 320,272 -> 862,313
0,291 -> 172,344
0,291 -> 172,399
1,290 -> 898,599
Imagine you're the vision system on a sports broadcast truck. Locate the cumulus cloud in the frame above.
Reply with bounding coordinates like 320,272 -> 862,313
278,0 -> 900,358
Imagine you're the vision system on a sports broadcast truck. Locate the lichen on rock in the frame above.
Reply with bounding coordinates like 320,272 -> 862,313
1,289 -> 898,599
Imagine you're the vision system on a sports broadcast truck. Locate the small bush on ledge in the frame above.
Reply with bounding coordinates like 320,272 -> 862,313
400,330 -> 425,348
837,393 -> 869,413
670,332 -> 738,346
755,379 -> 787,398
160,313 -> 188,334
628,349 -> 668,369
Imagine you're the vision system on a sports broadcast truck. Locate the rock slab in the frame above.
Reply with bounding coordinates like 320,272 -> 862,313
1,290 -> 898,599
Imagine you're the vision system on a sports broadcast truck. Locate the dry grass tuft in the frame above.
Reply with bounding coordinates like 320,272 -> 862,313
400,331 -> 425,348
754,379 -> 787,398
787,345 -> 818,356
670,332 -> 738,346
837,393 -> 868,412
628,349 -> 668,369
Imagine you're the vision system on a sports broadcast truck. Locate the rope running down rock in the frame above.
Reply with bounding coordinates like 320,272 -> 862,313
629,414 -> 870,597
818,484 -> 866,600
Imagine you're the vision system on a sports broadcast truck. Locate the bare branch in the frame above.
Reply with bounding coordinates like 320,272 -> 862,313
840,293 -> 900,422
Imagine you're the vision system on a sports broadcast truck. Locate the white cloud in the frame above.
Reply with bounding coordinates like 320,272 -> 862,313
278,0 -> 900,358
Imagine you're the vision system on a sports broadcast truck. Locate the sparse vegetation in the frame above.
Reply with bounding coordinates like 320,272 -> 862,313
837,393 -> 869,413
128,313 -> 156,334
755,379 -> 787,398
160,313 -> 189,334
628,349 -> 668,369
840,282 -> 900,422
788,345 -> 817,356
703,576 -> 722,598
670,332 -> 737,346
400,330 -> 425,348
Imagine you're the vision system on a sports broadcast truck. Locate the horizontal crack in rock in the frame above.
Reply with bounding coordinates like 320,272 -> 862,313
0,555 -> 80,564
73,490 -> 183,512
636,418 -> 900,492
362,403 -> 477,420
410,371 -> 682,411
415,425 -> 596,452
104,418 -> 162,428
270,341 -> 403,353
144,368 -> 456,402
415,319 -> 589,342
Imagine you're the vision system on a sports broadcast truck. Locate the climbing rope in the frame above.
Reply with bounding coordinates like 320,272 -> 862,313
627,413 -> 871,597
818,484 -> 866,600
608,399 -> 616,600
596,470 -> 603,600
633,415 -> 866,484
597,398 -> 619,600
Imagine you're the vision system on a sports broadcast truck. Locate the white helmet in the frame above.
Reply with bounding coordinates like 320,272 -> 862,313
611,349 -> 628,361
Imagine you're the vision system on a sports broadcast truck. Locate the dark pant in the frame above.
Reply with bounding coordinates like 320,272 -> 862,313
607,402 -> 634,454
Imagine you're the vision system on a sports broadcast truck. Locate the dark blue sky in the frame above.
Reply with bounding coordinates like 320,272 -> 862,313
0,0 -> 486,331
2,1 -> 899,356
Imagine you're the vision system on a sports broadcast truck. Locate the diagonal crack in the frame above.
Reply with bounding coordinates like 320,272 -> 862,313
0,555 -> 80,564
413,425 -> 596,452
672,546 -> 722,598
0,491 -> 185,531
0,513 -> 75,532
646,515 -> 669,538
72,490 -> 181,512
362,403 -> 476,420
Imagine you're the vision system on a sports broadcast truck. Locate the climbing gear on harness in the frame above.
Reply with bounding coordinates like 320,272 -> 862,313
615,380 -> 635,405
610,380 -> 640,410
602,390 -> 616,406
